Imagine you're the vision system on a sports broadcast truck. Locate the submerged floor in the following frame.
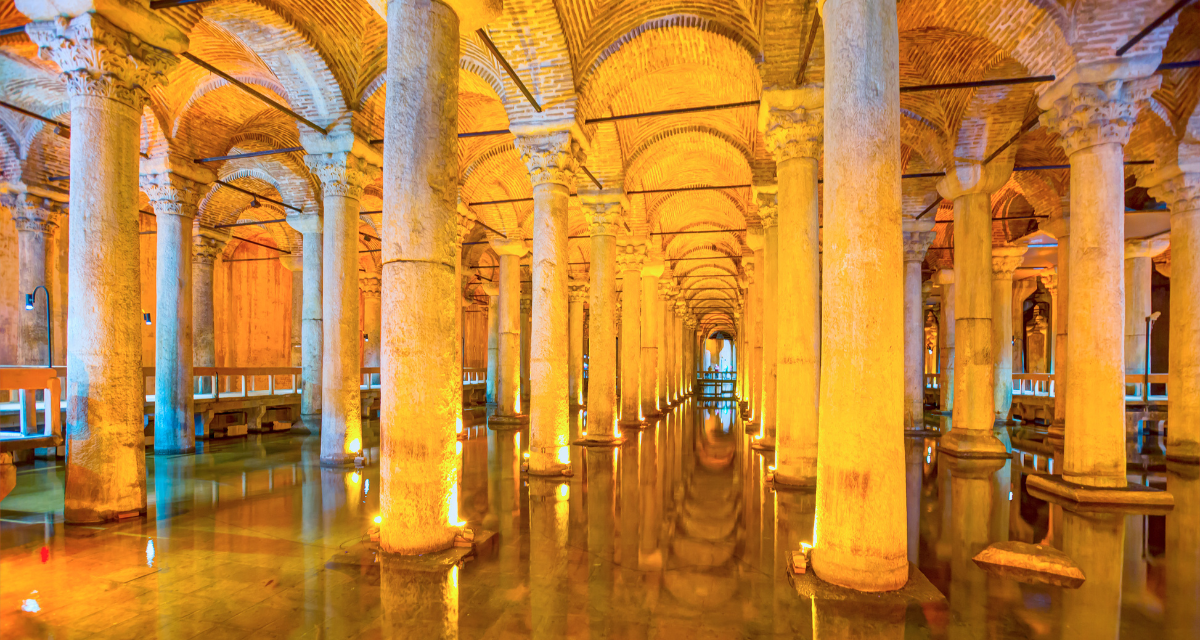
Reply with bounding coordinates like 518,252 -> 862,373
1,400 -> 1197,639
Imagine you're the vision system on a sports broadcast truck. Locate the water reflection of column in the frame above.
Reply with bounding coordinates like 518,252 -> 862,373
487,430 -> 522,592
812,599 -> 906,640
1061,510 -> 1125,639
775,489 -> 816,635
617,431 -> 645,629
946,457 -> 1007,638
1165,465 -> 1199,639
380,554 -> 458,639
905,438 -> 924,563
528,476 -> 569,639
756,451 -> 776,630
154,454 -> 195,637
640,421 -> 662,569
586,447 -> 617,638
1123,513 -> 1150,611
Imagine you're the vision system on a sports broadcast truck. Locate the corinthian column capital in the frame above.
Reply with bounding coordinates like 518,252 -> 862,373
360,276 -> 382,300
515,130 -> 586,188
568,279 -> 590,302
1037,58 -> 1161,157
581,189 -> 628,237
759,85 -> 824,163
1141,159 -> 1200,214
4,193 -> 62,237
25,13 -> 179,110
755,189 -> 779,229
192,231 -> 228,265
305,151 -> 380,200
616,237 -> 648,272
991,245 -> 1028,279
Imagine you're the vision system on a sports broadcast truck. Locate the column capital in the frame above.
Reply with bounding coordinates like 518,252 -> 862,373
286,212 -> 324,236
305,151 -> 380,201
641,258 -> 665,279
902,227 -> 937,263
1037,57 -> 1162,157
25,12 -> 181,110
755,188 -> 779,229
745,225 -> 766,250
1124,237 -> 1169,259
991,245 -> 1028,279
934,268 -> 954,286
456,202 -> 476,246
759,85 -> 824,163
360,275 -> 382,300
1140,160 -> 1200,214
140,161 -> 213,218
937,160 -> 1012,200
581,188 -> 628,236
489,236 -> 528,257
568,279 -> 590,302
278,255 -> 303,272
657,278 -> 677,301
192,232 -> 228,265
519,296 -> 533,314
4,193 -> 62,236
1040,267 -> 1058,292
514,129 -> 586,189
616,238 -> 648,272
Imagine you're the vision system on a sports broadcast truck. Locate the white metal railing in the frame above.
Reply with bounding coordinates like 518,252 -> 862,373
1012,373 -> 1054,398
923,374 -> 940,391
0,367 -> 62,442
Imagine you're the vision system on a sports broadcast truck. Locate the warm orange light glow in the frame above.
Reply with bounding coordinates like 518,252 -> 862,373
373,514 -> 382,524
349,438 -> 362,453
351,471 -> 361,484
455,440 -> 462,456
557,484 -> 570,500
556,446 -> 570,465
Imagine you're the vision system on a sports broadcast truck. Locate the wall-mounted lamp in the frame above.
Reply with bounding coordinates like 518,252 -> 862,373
23,286 -> 52,367
364,333 -> 369,342
143,311 -> 152,326
250,197 -> 262,208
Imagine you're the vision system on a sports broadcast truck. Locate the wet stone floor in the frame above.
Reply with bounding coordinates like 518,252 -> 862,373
1,400 -> 1197,639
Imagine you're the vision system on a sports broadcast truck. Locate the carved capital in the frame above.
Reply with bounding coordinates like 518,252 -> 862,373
1125,237 -> 1169,260
1039,76 -> 1160,157
519,297 -> 532,314
583,200 -> 625,236
568,279 -> 590,302
657,278 -> 677,301
1145,171 -> 1200,215
616,239 -> 648,272
991,246 -> 1028,279
456,203 -> 476,246
745,225 -> 765,250
192,233 -> 228,265
305,152 -> 380,201
489,236 -> 528,257
515,131 -> 585,188
26,14 -> 177,110
756,191 -> 779,229
359,276 -> 382,299
1040,268 -> 1058,292
4,193 -> 62,237
902,230 -> 937,263
763,106 -> 823,163
140,172 -> 205,218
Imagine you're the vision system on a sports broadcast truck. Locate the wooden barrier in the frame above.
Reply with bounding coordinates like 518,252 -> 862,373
0,367 -> 63,452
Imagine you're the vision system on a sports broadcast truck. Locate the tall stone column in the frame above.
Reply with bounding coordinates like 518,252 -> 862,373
304,147 -> 380,466
484,283 -> 500,405
1124,239 -> 1167,384
936,269 -> 956,412
25,9 -> 183,522
7,194 -> 61,366
812,0 -> 908,592
279,256 -> 304,367
286,213 -> 323,416
521,294 -> 532,402
937,162 -> 1011,458
567,279 -> 588,408
1032,61 -> 1171,504
746,230 -> 765,422
516,130 -> 585,476
361,274 -> 382,367
674,301 -> 686,398
377,0 -> 501,555
617,239 -> 646,427
141,161 -> 212,455
1041,213 -> 1070,451
192,228 -> 227,373
761,86 -> 822,482
582,190 -> 624,441
489,239 -> 527,422
684,315 -> 698,394
660,281 -> 676,407
992,246 -> 1027,425
1033,60 -> 1168,498
641,258 -> 665,417
1143,163 -> 1200,463
1012,277 -> 1038,373
902,222 -> 937,433
757,190 -> 780,444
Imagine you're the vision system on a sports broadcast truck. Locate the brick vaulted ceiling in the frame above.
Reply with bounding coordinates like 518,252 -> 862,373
1,0 -> 1198,330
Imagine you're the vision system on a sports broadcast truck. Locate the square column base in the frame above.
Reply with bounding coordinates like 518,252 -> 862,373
938,429 -> 1010,459
789,561 -> 946,605
1026,473 -> 1174,513
488,414 -> 528,430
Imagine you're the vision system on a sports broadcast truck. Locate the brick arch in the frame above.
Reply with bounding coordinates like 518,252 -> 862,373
225,207 -> 296,254
653,190 -> 747,233
199,0 -> 350,123
485,0 -> 578,125
900,110 -> 951,172
624,128 -> 754,211
172,82 -> 291,160
458,142 -> 532,235
459,38 -> 509,104
1069,0 -> 1182,62
951,57 -> 1039,163
1127,98 -> 1181,162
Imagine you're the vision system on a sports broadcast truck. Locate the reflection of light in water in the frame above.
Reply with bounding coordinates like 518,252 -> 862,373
558,484 -> 569,500
455,441 -> 462,456
351,471 -> 361,484
21,599 -> 39,613
146,539 -> 155,567
364,479 -> 370,494
349,438 -> 361,453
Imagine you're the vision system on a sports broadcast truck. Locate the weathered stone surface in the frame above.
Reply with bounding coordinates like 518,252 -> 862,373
972,541 -> 1086,588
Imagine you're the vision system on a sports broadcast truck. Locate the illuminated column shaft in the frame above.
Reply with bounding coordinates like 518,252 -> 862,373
618,241 -> 646,425
761,89 -> 821,482
517,130 -> 584,475
641,259 -> 664,417
903,223 -> 936,432
26,11 -> 181,522
361,275 -> 382,367
379,0 -> 499,554
992,246 -> 1027,424
1124,239 -> 1164,381
1144,166 -> 1200,463
287,214 -> 324,415
673,305 -> 685,396
279,256 -> 304,367
813,0 -> 907,591
936,269 -> 955,411
491,240 -> 527,418
582,190 -> 624,439
568,280 -> 587,408
521,295 -> 532,400
759,192 -> 779,442
1041,215 -> 1069,447
746,232 -> 765,421
661,287 -> 676,405
484,284 -> 500,404
8,195 -> 60,366
142,164 -> 211,455
1041,63 -> 1161,486
305,149 -> 379,466
191,230 -> 227,372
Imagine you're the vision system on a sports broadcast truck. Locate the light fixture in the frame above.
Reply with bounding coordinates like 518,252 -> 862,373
364,333 -> 369,342
250,197 -> 262,208
24,287 -> 52,366
24,294 -> 34,311
373,515 -> 381,524
143,312 -> 152,325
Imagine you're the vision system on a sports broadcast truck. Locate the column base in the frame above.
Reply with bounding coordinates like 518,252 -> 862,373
1026,473 -> 1174,513
320,452 -> 360,468
488,414 -> 529,430
751,435 -> 776,451
938,429 -> 1010,459
153,446 -> 196,456
1165,448 -> 1200,465
65,506 -> 146,524
618,419 -> 646,430
578,434 -> 624,447
791,560 -> 946,603
904,428 -> 942,438
772,473 -> 817,491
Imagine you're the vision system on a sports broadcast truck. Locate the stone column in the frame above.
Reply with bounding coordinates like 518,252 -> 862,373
937,162 -> 1011,458
757,190 -> 780,444
746,230 -> 765,422
279,255 -> 304,367
900,222 -> 936,434
567,279 -> 588,408
516,130 -> 585,476
1036,60 -> 1164,494
660,280 -> 676,407
377,0 -> 500,555
361,274 -> 382,367
484,283 -> 500,405
192,228 -> 227,373
1012,277 -> 1038,373
812,0 -> 907,592
684,315 -> 698,394
304,148 -> 380,466
286,213 -> 323,416
25,10 -> 182,522
617,239 -> 646,427
1041,214 -> 1069,450
521,294 -> 532,402
641,258 -> 665,417
7,194 -> 61,366
936,269 -> 956,412
761,86 -> 823,482
582,190 -> 624,441
674,301 -> 686,398
1124,239 -> 1167,384
141,161 -> 212,455
489,238 -> 527,423
1143,163 -> 1200,463
992,246 -> 1027,425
